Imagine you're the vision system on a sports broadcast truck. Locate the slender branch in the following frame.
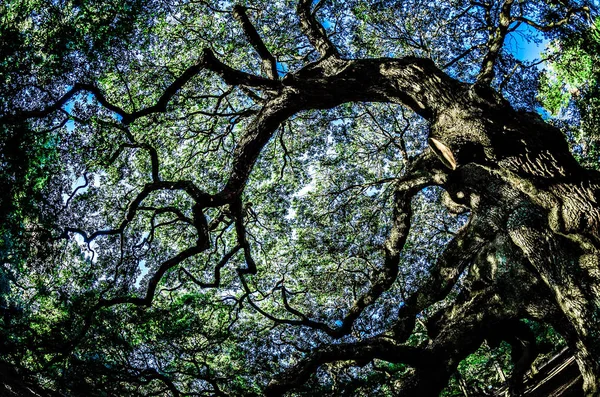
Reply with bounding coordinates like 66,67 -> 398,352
138,368 -> 181,397
442,43 -> 485,70
95,245 -> 207,310
49,241 -> 208,367
108,142 -> 161,182
62,173 -> 89,211
513,6 -> 590,32
238,272 -> 342,335
477,0 -> 515,85
0,84 -> 108,123
56,180 -> 210,245
3,49 -> 279,125
78,83 -> 132,120
181,245 -> 242,288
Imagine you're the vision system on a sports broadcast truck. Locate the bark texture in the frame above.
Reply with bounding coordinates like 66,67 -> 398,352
258,55 -> 600,395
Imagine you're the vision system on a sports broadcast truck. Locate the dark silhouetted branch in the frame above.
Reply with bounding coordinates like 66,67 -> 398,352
265,339 -> 426,396
233,5 -> 279,80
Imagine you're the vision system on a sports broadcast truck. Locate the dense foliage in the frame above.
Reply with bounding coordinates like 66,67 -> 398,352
0,0 -> 598,396
540,16 -> 600,168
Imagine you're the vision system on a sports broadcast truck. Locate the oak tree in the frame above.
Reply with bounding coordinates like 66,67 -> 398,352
1,0 -> 599,395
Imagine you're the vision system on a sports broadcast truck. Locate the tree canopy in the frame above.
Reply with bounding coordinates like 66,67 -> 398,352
1,0 -> 599,396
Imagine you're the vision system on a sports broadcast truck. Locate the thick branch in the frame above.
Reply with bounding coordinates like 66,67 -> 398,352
507,204 -> 600,393
213,57 -> 464,205
390,220 -> 485,341
214,91 -> 301,203
202,49 -> 282,90
296,0 -> 340,58
231,199 -> 257,275
232,5 -> 278,80
265,339 -> 425,396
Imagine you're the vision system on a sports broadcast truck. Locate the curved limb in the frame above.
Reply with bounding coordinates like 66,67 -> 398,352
265,232 -> 559,396
389,218 -> 486,341
330,151 -> 447,337
398,235 -> 564,396
264,339 -> 426,396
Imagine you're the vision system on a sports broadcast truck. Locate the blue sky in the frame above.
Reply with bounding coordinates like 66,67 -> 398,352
507,23 -> 549,63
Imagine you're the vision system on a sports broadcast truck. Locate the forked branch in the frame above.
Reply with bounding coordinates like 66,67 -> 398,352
3,49 -> 280,125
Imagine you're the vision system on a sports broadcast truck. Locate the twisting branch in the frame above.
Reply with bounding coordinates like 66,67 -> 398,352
181,245 -> 242,288
265,339 -> 426,396
0,83 -> 125,123
513,5 -> 590,32
330,150 -> 446,337
390,223 -> 485,341
266,229 -> 563,397
62,173 -> 89,211
124,49 -> 279,123
233,5 -> 279,80
137,368 -> 181,397
3,49 -> 280,125
237,274 -> 347,335
51,241 -> 208,367
95,244 -> 208,310
296,0 -> 340,58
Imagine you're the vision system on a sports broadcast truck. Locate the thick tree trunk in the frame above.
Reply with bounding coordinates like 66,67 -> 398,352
430,98 -> 600,393
259,54 -> 600,394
